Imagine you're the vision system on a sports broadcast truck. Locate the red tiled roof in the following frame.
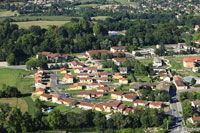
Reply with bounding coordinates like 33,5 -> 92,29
96,77 -> 108,81
118,104 -> 126,110
87,50 -> 111,56
183,57 -> 200,62
149,102 -> 163,106
192,100 -> 200,105
95,104 -> 104,111
52,94 -> 60,98
77,92 -> 90,96
103,102 -> 113,107
60,68 -> 67,71
112,58 -> 132,62
97,87 -> 111,91
156,73 -> 170,78
111,46 -> 126,50
88,67 -> 97,70
79,102 -> 94,107
35,88 -> 45,92
64,74 -> 73,79
192,117 -> 200,122
72,61 -> 85,66
173,76 -> 182,81
63,98 -> 75,103
124,108 -> 133,114
41,93 -> 52,98
133,107 -> 142,110
119,78 -> 128,81
134,99 -> 147,104
111,101 -> 121,107
80,77 -> 92,80
69,83 -> 83,88
111,91 -> 124,96
90,83 -> 104,86
95,72 -> 108,76
124,94 -> 137,99
77,73 -> 89,76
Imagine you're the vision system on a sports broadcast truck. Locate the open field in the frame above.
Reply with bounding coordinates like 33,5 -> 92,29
0,10 -> 19,17
165,57 -> 184,69
0,69 -> 34,94
0,16 -> 80,22
92,16 -> 110,20
138,58 -> 153,66
12,21 -> 70,29
0,98 -> 28,113
24,96 -> 38,116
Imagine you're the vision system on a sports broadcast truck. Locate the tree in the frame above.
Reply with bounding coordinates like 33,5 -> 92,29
111,113 -> 126,130
191,78 -> 196,86
26,59 -> 37,70
6,53 -> 16,65
47,110 -> 63,129
0,103 -> 11,132
93,112 -> 107,131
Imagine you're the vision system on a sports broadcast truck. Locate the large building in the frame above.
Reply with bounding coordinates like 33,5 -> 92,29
183,57 -> 200,68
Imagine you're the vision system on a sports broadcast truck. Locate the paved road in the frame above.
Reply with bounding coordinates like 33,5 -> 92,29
0,65 -> 26,70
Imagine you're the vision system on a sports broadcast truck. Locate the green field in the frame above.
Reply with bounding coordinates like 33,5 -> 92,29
0,68 -> 34,94
139,58 -> 153,66
166,57 -> 184,69
53,104 -> 82,114
12,21 -> 70,29
24,96 -> 38,116
0,10 -> 19,17
0,98 -> 28,113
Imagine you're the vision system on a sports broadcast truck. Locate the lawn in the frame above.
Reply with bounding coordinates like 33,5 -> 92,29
165,57 -> 184,69
0,98 -> 28,113
53,104 -> 82,114
0,68 -> 34,94
135,75 -> 151,82
0,10 -> 19,17
92,16 -> 110,20
12,21 -> 70,29
138,58 -> 153,66
24,96 -> 38,116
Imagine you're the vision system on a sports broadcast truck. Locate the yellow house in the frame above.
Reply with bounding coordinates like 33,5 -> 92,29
111,91 -> 124,100
113,73 -> 123,80
74,67 -> 84,73
60,68 -> 67,74
69,83 -> 83,90
119,78 -> 128,84
32,88 -> 45,96
39,93 -> 52,101
79,77 -> 93,84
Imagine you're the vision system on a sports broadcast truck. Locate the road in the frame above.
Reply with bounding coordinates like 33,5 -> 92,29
0,65 -> 26,70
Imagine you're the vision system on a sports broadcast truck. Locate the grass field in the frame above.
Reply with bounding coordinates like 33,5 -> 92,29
0,10 -> 19,17
92,16 -> 110,20
0,98 -> 28,113
139,58 -> 153,66
76,4 -> 98,7
165,57 -> 184,69
53,104 -> 82,114
0,69 -> 34,94
24,96 -> 38,116
12,21 -> 70,29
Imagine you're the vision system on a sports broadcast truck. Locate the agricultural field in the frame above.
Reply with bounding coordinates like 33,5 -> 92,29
0,98 -> 28,113
12,21 -> 70,29
0,68 -> 34,94
0,10 -> 19,17
165,57 -> 184,69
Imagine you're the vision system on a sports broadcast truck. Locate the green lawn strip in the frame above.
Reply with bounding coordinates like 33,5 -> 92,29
53,104 -> 82,114
123,101 -> 133,106
165,57 -> 184,69
24,96 -> 38,116
135,75 -> 151,82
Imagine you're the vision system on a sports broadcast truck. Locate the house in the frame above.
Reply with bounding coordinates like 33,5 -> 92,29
77,92 -> 91,99
111,101 -> 121,111
63,74 -> 73,84
69,83 -> 83,90
56,99 -> 63,104
194,25 -> 200,32
35,80 -> 43,87
87,67 -> 98,73
193,67 -> 199,72
122,94 -> 137,102
118,104 -> 126,113
94,104 -> 104,112
111,91 -> 124,100
191,100 -> 200,108
110,46 -> 126,53
36,51 -> 69,62
188,117 -> 200,124
195,40 -> 200,45
173,76 -> 188,90
86,83 -> 105,90
153,57 -> 162,67
91,92 -> 104,98
96,77 -> 109,83
77,73 -> 89,78
97,86 -> 113,92
183,57 -> 200,68
134,99 -> 148,106
112,58 -> 132,66
33,88 -> 45,96
85,50 -> 111,59
78,102 -> 94,110
119,78 -> 128,84
119,67 -> 127,74
103,102 -> 113,112
71,61 -> 85,68
40,93 -> 52,101
60,68 -> 67,74
156,73 -> 171,82
63,98 -> 77,106
132,48 -> 155,56
79,77 -> 93,83
52,94 -> 60,103
74,67 -> 84,73
123,108 -> 133,115
95,72 -> 108,78
113,73 -> 123,80
149,102 -> 163,109
156,81 -> 171,92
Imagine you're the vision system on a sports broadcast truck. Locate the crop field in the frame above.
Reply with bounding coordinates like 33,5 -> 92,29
0,10 -> 19,17
0,98 -> 28,113
12,21 -> 70,29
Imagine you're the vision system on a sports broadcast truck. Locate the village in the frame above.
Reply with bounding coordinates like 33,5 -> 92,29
30,45 -> 200,124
